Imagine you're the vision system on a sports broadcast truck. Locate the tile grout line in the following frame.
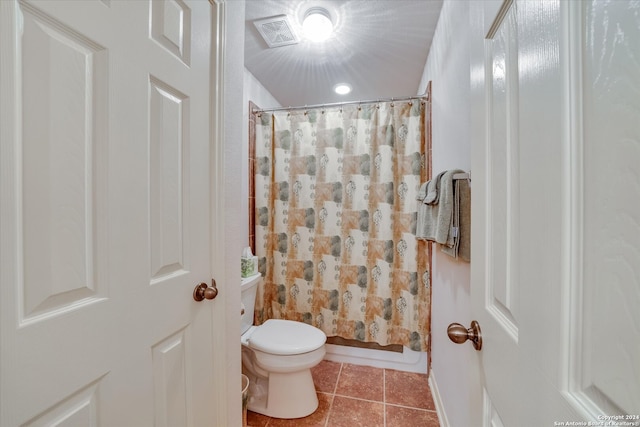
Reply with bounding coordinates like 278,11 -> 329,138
332,362 -> 344,395
328,392 -> 437,412
323,362 -> 344,427
383,368 -> 387,427
386,402 -> 439,412
331,393 -> 387,405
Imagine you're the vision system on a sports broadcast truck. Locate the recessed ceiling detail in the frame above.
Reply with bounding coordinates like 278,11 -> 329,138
253,15 -> 299,48
334,83 -> 352,95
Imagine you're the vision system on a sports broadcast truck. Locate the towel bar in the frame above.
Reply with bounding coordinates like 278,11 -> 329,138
452,172 -> 469,180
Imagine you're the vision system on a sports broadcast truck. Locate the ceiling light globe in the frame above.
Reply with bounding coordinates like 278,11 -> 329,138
302,8 -> 333,42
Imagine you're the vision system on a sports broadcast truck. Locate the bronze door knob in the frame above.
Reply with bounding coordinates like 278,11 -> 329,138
193,280 -> 219,301
447,320 -> 482,351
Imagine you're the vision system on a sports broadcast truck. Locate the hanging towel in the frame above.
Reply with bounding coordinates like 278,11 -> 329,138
420,171 -> 446,205
441,180 -> 460,258
441,177 -> 471,261
417,181 -> 429,202
416,169 -> 464,245
458,178 -> 471,261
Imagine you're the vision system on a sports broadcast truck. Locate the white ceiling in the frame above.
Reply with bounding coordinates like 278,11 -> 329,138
244,0 -> 444,108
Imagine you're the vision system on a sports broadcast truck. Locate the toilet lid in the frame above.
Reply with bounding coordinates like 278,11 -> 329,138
248,319 -> 326,355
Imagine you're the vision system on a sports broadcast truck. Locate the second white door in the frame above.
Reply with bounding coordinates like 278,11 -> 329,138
0,1 -> 219,425
470,0 -> 640,425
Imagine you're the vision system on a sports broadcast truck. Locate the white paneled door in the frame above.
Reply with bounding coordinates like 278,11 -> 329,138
471,0 -> 640,425
1,1 -> 220,425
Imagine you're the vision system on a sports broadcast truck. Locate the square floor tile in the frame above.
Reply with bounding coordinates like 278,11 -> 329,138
327,396 -> 384,427
266,393 -> 332,427
386,405 -> 440,427
385,369 -> 434,410
247,410 -> 270,427
335,364 -> 384,402
311,360 -> 342,393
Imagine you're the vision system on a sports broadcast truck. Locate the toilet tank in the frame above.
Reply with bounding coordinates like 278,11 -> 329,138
241,273 -> 262,335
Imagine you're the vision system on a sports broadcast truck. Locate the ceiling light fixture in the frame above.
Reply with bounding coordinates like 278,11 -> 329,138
334,83 -> 352,95
302,7 -> 333,42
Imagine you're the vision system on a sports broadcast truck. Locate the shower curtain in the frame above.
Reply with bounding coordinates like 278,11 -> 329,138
254,101 -> 430,352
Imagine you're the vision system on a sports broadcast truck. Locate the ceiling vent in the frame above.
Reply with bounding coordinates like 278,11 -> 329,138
254,15 -> 300,48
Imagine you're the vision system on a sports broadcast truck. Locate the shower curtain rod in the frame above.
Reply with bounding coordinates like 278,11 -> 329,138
251,92 -> 428,115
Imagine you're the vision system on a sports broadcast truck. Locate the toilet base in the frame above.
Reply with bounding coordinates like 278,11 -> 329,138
246,368 -> 319,419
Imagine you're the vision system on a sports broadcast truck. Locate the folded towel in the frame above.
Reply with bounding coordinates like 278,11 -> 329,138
441,180 -> 460,258
441,177 -> 470,261
458,178 -> 471,261
417,181 -> 429,202
424,171 -> 446,205
416,169 -> 464,245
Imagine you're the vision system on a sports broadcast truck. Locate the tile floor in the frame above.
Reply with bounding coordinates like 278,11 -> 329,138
247,360 -> 440,427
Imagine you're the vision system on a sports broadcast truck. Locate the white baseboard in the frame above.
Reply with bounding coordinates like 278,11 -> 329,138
429,369 -> 450,427
324,344 -> 428,374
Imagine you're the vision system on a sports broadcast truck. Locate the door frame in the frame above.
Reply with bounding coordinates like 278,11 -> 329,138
209,0 -> 238,425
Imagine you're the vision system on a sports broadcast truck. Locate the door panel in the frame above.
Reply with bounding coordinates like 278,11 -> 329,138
565,0 -> 640,415
0,1 -> 216,425
472,0 -> 524,424
151,327 -> 190,427
482,388 -> 506,427
485,0 -> 520,340
22,379 -> 102,427
20,0 -> 109,324
149,76 -> 190,282
150,0 -> 191,66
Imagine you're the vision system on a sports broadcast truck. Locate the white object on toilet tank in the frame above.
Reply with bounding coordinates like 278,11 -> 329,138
241,273 -> 262,335
241,247 -> 257,278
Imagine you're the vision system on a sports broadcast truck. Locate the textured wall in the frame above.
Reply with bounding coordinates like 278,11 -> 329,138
417,1 -> 478,426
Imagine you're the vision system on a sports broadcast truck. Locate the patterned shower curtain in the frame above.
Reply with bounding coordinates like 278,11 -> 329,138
254,101 -> 430,352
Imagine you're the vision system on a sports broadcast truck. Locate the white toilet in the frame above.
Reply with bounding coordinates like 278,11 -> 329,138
241,273 -> 326,419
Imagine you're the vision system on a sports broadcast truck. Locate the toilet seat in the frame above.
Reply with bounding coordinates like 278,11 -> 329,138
247,319 -> 326,355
